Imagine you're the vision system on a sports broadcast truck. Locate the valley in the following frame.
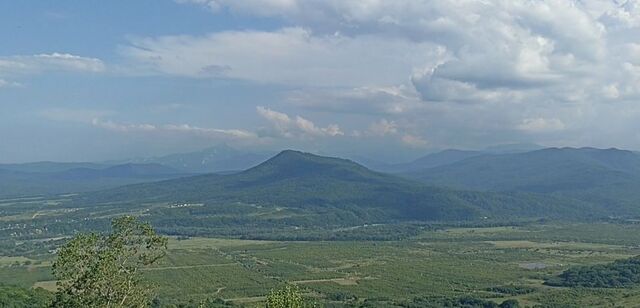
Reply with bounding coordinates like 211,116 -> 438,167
3,219 -> 640,307
3,148 -> 640,307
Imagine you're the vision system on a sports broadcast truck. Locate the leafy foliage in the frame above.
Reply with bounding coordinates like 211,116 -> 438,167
486,285 -> 536,295
399,295 -> 519,307
266,285 -> 314,308
0,284 -> 52,308
51,216 -> 168,307
546,256 -> 640,288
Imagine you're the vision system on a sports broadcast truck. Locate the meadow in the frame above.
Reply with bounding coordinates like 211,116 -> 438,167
3,210 -> 640,307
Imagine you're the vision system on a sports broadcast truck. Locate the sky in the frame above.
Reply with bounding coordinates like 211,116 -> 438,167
1,0 -> 640,163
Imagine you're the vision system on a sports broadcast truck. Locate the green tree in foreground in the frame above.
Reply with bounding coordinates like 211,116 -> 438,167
51,216 -> 168,308
266,285 -> 315,308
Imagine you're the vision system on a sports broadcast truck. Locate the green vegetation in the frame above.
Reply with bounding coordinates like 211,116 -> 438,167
546,256 -> 640,288
4,150 -> 640,306
70,150 -> 606,226
399,295 -> 519,307
50,216 -> 168,307
266,285 -> 314,308
406,147 -> 640,216
0,163 -> 186,198
0,284 -> 51,308
4,222 -> 640,306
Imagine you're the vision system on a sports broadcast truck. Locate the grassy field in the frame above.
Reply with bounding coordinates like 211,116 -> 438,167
3,222 -> 640,307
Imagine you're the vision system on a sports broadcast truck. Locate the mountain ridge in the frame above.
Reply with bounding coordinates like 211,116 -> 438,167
73,150 -> 603,222
404,147 -> 640,214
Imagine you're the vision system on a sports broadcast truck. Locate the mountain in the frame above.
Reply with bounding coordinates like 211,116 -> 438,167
405,147 -> 640,214
0,161 -> 108,173
75,150 -> 601,222
0,163 -> 188,198
114,144 -> 273,173
376,149 -> 483,173
53,163 -> 183,180
370,144 -> 543,173
483,143 -> 545,154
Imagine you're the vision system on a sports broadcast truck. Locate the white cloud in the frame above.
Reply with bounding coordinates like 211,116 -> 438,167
163,124 -> 258,139
286,84 -> 426,115
175,0 -> 297,15
256,106 -> 344,138
0,53 -> 105,75
517,118 -> 566,133
121,27 -> 439,87
164,0 -> 640,149
91,119 -> 257,140
368,119 -> 398,136
0,79 -> 22,88
40,108 -> 115,123
91,119 -> 157,133
401,134 -> 428,148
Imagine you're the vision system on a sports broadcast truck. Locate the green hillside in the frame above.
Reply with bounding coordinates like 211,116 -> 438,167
405,147 -> 640,215
75,150 -> 601,222
0,163 -> 187,198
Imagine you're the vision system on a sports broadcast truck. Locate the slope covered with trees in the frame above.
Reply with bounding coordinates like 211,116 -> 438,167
73,150 -> 601,222
546,256 -> 640,288
405,147 -> 640,215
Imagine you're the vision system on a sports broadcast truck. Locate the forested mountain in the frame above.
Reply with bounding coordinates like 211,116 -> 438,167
0,161 -> 108,173
75,150 -> 602,221
0,163 -> 187,198
377,149 -> 483,173
405,147 -> 640,214
113,144 -> 273,173
372,143 -> 543,173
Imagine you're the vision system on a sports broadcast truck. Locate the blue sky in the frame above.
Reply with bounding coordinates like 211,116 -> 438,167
2,1 -> 640,163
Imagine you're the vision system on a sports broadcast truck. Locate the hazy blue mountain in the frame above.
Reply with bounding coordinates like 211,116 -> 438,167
483,143 -> 545,154
369,144 -> 542,173
74,150 -> 602,221
405,147 -> 640,214
0,161 -> 109,173
114,144 -> 273,173
0,163 -> 188,198
53,163 -> 184,180
376,149 -> 483,173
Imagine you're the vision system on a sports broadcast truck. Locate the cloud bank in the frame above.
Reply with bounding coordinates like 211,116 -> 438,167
140,1 -> 639,150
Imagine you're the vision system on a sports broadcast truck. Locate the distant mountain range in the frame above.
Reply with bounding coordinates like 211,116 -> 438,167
0,144 -> 272,198
403,147 -> 640,215
74,150 -> 601,222
370,143 -> 544,173
111,144 -> 273,173
6,145 -> 640,223
0,163 -> 187,198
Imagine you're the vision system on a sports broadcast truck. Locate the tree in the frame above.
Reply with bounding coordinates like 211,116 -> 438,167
499,299 -> 520,308
51,216 -> 168,307
265,285 -> 315,308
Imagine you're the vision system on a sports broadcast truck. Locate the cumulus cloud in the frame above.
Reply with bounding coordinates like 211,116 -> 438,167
163,0 -> 640,149
256,106 -> 344,138
286,85 -> 426,115
0,53 -> 105,75
120,28 -> 439,87
168,0 -> 640,104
